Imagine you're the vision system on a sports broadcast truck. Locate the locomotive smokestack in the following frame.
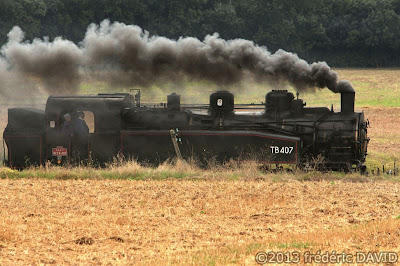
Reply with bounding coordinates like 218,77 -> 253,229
337,80 -> 355,113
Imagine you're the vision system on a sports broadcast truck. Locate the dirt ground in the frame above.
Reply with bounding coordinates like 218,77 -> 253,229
1,179 -> 400,264
362,107 -> 400,154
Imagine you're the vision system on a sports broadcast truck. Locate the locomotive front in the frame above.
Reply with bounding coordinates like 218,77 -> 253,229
306,80 -> 369,171
246,80 -> 369,171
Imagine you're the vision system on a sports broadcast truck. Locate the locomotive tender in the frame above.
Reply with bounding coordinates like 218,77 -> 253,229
3,80 -> 369,171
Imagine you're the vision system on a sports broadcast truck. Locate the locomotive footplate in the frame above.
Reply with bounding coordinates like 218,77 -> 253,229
120,130 -> 301,165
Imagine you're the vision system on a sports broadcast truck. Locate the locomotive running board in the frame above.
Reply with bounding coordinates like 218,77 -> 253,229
120,130 -> 301,164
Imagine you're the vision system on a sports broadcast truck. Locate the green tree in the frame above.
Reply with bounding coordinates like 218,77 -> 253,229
0,0 -> 399,66
0,0 -> 47,43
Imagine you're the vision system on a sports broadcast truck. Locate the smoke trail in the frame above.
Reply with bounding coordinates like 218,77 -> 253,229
1,26 -> 82,94
0,52 -> 40,99
0,19 -> 339,95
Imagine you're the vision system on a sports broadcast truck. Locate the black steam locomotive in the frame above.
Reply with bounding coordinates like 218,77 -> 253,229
3,80 -> 369,171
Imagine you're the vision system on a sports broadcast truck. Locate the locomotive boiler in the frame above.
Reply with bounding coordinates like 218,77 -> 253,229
3,80 -> 369,171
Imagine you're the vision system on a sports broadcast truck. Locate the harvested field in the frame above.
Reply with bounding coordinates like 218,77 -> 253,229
1,179 -> 400,264
363,107 -> 400,153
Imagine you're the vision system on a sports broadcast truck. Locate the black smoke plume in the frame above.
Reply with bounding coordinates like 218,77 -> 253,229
0,20 -> 339,95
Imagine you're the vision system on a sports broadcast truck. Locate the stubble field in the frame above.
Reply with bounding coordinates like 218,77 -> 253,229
1,69 -> 400,264
2,179 -> 400,264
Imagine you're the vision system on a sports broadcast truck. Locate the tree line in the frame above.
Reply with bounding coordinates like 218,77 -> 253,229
1,0 -> 399,67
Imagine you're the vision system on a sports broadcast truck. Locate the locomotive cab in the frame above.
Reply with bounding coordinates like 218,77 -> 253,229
3,93 -> 131,167
44,94 -> 131,165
